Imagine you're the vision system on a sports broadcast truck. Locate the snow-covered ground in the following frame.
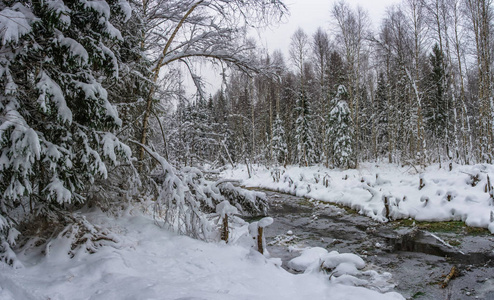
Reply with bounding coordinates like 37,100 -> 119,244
5,162 -> 491,299
0,208 -> 403,300
223,163 -> 494,233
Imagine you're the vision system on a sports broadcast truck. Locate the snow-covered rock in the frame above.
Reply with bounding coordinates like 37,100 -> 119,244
288,247 -> 328,272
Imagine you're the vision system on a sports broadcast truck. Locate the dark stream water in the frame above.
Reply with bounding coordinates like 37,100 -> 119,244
257,190 -> 494,300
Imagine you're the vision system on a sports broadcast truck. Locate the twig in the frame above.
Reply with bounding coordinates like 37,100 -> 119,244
441,266 -> 459,288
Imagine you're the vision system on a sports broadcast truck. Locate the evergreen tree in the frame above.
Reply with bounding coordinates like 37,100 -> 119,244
195,97 -> 218,163
326,51 -> 347,94
167,99 -> 187,165
231,84 -> 253,160
214,89 -> 228,124
0,0 -> 133,251
271,114 -> 287,165
424,43 -> 448,141
375,73 -> 389,156
295,87 -> 316,166
327,85 -> 353,169
212,90 -> 235,165
170,96 -> 233,167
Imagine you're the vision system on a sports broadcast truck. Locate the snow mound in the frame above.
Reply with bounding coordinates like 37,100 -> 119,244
289,247 -> 398,294
320,251 -> 366,270
289,248 -> 365,274
288,247 -> 328,272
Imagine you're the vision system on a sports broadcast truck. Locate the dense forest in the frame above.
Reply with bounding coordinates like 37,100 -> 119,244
168,0 -> 494,171
1,0 -> 494,265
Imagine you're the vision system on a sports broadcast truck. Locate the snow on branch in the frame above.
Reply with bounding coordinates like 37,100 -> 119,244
36,71 -> 72,123
131,140 -> 269,239
0,5 -> 33,45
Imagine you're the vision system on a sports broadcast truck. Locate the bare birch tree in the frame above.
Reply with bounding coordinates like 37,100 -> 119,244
331,0 -> 371,168
137,0 -> 287,164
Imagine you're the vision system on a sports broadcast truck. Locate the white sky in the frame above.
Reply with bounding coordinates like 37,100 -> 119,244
257,0 -> 402,57
186,0 -> 402,97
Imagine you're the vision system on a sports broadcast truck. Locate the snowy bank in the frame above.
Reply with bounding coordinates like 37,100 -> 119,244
223,163 -> 494,233
0,209 -> 403,300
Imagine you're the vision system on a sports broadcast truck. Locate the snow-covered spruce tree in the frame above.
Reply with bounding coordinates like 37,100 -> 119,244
179,98 -> 219,166
92,0 -> 153,209
295,87 -> 316,166
212,90 -> 236,166
374,73 -> 389,158
424,44 -> 448,146
107,0 -> 152,146
271,114 -> 287,165
168,93 -> 233,168
0,0 -> 133,261
327,85 -> 353,169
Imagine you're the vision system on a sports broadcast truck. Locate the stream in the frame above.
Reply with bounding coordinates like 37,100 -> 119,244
256,190 -> 494,300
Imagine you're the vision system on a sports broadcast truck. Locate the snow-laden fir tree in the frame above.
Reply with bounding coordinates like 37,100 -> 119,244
184,97 -> 216,165
271,114 -> 287,165
0,0 -> 133,260
424,43 -> 448,143
295,87 -> 316,166
327,85 -> 353,169
212,91 -> 236,166
374,73 -> 389,157
172,96 -> 224,167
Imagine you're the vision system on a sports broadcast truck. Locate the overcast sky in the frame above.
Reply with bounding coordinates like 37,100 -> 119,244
186,0 -> 402,97
257,0 -> 402,57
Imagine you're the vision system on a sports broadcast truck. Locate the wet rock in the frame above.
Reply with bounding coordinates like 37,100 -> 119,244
259,190 -> 494,300
390,228 -> 450,257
